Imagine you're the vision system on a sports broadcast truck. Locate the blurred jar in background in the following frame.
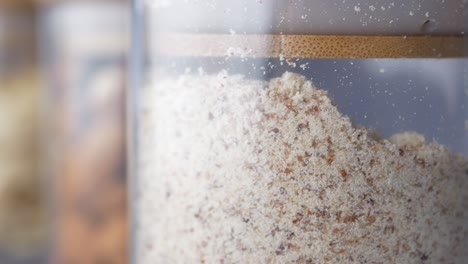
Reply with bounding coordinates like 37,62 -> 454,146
38,0 -> 128,263
0,0 -> 47,263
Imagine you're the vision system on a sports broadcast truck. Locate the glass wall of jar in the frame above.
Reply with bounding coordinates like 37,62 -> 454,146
38,1 -> 128,263
0,1 -> 47,263
131,1 -> 467,263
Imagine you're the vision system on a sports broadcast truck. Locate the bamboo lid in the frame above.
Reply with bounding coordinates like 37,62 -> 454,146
147,0 -> 465,58
155,33 -> 465,59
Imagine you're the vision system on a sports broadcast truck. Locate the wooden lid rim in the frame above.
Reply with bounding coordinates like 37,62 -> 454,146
155,33 -> 465,58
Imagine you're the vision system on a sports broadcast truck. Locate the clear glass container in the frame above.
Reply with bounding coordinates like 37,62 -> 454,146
0,1 -> 47,263
131,1 -> 467,263
39,1 -> 128,263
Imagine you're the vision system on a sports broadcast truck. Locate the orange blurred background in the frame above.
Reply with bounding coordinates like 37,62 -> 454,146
0,0 -> 128,263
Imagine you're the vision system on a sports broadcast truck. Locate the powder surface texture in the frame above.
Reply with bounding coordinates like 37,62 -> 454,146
136,72 -> 467,263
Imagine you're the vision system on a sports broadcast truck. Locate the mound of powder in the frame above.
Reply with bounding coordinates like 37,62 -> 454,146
136,71 -> 467,263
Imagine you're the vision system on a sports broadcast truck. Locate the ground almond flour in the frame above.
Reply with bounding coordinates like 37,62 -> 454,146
136,71 -> 467,263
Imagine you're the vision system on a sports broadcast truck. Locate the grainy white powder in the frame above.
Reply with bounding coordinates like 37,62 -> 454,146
136,71 -> 467,263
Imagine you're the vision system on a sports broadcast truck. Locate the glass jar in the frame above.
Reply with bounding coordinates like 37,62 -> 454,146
38,1 -> 128,263
131,1 -> 467,263
0,1 -> 47,263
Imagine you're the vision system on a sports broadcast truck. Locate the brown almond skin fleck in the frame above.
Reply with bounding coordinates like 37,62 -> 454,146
343,214 -> 359,223
311,140 -> 318,148
384,225 -> 396,234
297,123 -> 309,132
265,113 -> 277,120
297,156 -> 304,163
367,216 -> 376,224
416,158 -> 426,167
340,169 -> 348,178
335,211 -> 342,222
332,228 -> 342,234
318,189 -> 325,200
305,105 -> 319,114
399,148 -> 405,156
